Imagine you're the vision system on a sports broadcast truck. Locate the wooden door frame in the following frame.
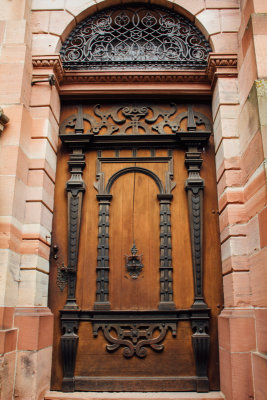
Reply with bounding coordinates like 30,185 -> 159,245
32,52 -> 237,393
57,100 -> 213,392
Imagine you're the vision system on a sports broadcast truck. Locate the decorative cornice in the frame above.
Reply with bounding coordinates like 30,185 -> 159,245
207,53 -> 238,86
32,55 -> 64,84
62,71 -> 209,84
32,53 -> 238,89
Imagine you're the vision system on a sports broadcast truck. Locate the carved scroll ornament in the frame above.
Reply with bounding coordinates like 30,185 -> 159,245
93,322 -> 177,358
61,5 -> 211,70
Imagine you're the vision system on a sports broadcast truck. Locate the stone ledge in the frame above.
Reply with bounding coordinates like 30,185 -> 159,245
44,391 -> 225,400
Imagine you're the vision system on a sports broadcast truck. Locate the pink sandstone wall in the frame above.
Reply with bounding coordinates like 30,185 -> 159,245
0,0 -> 266,399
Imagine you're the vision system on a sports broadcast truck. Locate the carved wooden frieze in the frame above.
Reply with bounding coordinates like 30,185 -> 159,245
59,103 -> 212,151
93,322 -> 177,358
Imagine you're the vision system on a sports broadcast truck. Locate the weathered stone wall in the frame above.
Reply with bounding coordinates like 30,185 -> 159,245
0,0 -> 266,399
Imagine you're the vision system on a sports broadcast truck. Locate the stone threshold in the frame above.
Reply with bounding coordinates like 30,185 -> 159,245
45,391 -> 225,400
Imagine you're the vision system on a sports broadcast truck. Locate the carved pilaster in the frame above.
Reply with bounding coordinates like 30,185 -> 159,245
158,194 -> 175,310
185,149 -> 206,308
64,149 -> 86,309
191,318 -> 210,392
94,194 -> 112,310
61,320 -> 79,392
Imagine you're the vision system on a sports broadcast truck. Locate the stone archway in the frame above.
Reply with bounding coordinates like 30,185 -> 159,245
4,1 -> 249,399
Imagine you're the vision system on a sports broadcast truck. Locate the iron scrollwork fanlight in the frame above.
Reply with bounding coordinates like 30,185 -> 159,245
60,5 -> 211,70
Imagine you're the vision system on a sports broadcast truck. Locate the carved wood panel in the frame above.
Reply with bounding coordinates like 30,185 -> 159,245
49,101 -> 223,393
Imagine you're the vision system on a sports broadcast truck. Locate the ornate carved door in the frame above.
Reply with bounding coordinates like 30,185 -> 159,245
49,100 -> 223,392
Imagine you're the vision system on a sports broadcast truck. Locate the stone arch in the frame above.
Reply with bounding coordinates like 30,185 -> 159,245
39,0 -> 236,55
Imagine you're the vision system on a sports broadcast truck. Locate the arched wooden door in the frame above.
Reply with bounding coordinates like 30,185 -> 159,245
48,100 -> 223,392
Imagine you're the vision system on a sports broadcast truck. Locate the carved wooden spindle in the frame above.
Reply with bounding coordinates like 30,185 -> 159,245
94,194 -> 112,310
158,194 -> 175,310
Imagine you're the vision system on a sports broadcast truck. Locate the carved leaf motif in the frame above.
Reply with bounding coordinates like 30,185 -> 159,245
93,323 -> 177,358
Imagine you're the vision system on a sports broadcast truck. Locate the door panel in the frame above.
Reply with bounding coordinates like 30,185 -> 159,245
49,101 -> 223,392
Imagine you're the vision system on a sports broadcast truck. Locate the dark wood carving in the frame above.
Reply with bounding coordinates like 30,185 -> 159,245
59,103 -> 211,150
61,320 -> 79,392
158,194 -> 175,310
58,103 -> 214,393
191,317 -> 210,392
94,194 -> 112,310
185,151 -> 205,307
93,322 -> 177,358
125,241 -> 144,279
59,105 -> 87,391
180,106 -> 212,392
94,154 -> 176,310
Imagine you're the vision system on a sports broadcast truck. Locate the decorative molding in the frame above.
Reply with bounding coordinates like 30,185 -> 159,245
93,322 -> 177,358
62,71 -> 209,84
32,55 -> 64,84
32,54 -> 237,88
59,103 -> 212,150
207,53 -> 238,86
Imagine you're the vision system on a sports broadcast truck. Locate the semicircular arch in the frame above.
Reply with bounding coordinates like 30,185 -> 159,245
105,167 -> 164,194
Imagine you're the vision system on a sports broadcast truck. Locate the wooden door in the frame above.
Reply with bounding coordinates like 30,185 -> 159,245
49,100 -> 223,392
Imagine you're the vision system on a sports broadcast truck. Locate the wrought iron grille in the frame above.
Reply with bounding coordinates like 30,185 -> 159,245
60,5 -> 211,70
